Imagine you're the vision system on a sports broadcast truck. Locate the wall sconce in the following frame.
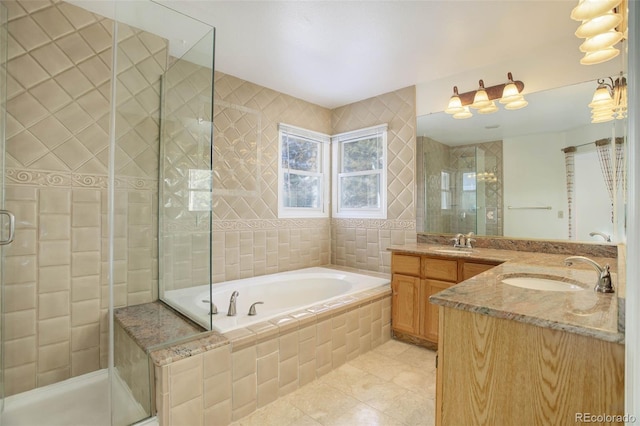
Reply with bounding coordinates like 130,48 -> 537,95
571,0 -> 627,65
589,73 -> 627,123
444,72 -> 527,119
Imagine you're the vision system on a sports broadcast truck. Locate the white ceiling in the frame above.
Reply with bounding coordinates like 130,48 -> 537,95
71,0 -> 626,142
155,0 -> 584,109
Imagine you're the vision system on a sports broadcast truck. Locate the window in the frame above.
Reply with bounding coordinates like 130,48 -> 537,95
188,169 -> 212,211
278,124 -> 330,218
441,171 -> 451,210
332,124 -> 388,219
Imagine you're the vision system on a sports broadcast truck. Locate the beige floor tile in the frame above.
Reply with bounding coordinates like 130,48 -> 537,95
382,391 -> 435,426
326,402 -> 405,426
231,339 -> 437,426
285,381 -> 360,424
371,338 -> 413,359
346,350 -> 413,381
397,346 -> 436,372
232,398 -> 306,426
319,364 -> 408,409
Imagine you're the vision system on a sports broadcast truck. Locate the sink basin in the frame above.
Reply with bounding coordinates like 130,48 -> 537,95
433,249 -> 472,255
501,276 -> 584,292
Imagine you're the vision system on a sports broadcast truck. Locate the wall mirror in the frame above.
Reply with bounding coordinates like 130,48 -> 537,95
416,78 -> 627,243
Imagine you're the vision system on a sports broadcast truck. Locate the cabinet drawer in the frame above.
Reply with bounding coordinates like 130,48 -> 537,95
392,253 -> 421,276
422,257 -> 458,281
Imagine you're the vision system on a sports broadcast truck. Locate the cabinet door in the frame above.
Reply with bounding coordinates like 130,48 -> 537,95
422,279 -> 452,343
462,261 -> 498,281
391,273 -> 420,334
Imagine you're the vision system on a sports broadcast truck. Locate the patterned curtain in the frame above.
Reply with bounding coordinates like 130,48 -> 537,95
595,138 -> 615,201
562,147 -> 576,240
615,137 -> 626,202
595,138 -> 617,223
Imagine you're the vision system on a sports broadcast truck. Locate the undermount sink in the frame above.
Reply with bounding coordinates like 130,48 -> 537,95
501,275 -> 584,292
433,248 -> 472,255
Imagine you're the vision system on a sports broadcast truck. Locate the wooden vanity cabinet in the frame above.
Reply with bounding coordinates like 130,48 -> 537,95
391,254 -> 421,335
435,307 -> 625,425
391,252 -> 500,345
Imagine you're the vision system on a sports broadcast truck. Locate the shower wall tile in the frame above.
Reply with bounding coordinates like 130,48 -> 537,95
3,0 -> 166,395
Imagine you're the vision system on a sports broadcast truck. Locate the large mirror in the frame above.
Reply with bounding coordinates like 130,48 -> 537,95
417,79 -> 627,243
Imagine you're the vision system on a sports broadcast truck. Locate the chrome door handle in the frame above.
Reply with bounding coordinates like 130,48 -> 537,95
0,210 -> 15,245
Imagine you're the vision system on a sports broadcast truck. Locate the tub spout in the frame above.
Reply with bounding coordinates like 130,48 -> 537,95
202,299 -> 218,315
248,302 -> 264,316
227,291 -> 239,316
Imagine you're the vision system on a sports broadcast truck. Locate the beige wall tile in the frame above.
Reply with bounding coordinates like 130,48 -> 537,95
71,347 -> 99,377
232,346 -> 256,381
38,341 -> 69,373
38,291 -> 70,320
3,282 -> 36,312
257,378 -> 280,409
205,400 -> 232,426
232,374 -> 256,414
39,265 -> 70,293
39,240 -> 71,267
4,364 -> 37,396
171,397 -> 203,426
257,352 -> 278,385
204,371 -> 231,409
4,255 -> 37,284
3,310 -> 36,340
71,299 -> 99,326
39,316 -> 71,346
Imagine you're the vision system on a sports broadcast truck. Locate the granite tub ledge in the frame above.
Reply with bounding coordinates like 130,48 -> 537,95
429,262 -> 624,344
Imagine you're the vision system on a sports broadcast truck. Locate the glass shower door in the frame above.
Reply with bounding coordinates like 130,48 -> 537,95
0,1 -> 9,414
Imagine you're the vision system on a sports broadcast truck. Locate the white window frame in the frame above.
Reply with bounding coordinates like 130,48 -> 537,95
278,123 -> 330,218
332,124 -> 388,219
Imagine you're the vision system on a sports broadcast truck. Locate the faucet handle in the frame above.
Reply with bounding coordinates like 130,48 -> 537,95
248,302 -> 264,316
595,264 -> 614,293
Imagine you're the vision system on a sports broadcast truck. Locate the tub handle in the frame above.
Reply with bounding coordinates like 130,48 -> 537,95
248,302 -> 264,316
202,299 -> 218,315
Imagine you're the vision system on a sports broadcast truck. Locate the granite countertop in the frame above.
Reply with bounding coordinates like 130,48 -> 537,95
115,301 -> 229,365
388,243 -> 623,344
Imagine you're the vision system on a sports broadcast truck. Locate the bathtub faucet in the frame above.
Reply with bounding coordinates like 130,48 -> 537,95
227,291 -> 239,316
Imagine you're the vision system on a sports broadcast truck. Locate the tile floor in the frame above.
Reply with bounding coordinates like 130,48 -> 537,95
231,339 -> 437,426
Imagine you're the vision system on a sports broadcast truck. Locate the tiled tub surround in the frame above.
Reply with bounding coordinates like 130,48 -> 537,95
115,268 -> 392,425
389,243 -> 623,343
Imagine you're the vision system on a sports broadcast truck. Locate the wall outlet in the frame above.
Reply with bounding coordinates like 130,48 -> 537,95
557,210 -> 564,219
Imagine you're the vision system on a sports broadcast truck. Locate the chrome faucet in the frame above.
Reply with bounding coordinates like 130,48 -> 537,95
451,232 -> 475,249
589,231 -> 611,242
248,301 -> 264,316
227,291 -> 239,316
564,256 -> 614,293
202,299 -> 218,315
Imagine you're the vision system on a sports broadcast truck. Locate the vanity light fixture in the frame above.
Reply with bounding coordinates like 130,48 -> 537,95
444,72 -> 527,119
589,73 -> 627,123
571,0 -> 627,65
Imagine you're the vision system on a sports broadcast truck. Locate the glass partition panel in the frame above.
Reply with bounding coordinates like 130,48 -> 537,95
157,31 -> 215,332
110,2 -> 214,424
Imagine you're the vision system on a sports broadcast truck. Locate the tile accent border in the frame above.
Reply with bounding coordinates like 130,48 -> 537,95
332,218 -> 416,230
213,218 -> 329,231
6,168 -> 157,191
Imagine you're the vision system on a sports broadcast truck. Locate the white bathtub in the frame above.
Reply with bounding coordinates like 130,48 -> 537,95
162,267 -> 390,332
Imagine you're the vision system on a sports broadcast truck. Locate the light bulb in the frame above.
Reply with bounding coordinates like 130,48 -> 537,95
470,88 -> 491,109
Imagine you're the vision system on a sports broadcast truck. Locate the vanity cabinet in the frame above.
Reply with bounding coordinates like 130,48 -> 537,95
435,307 -> 625,425
391,252 -> 500,345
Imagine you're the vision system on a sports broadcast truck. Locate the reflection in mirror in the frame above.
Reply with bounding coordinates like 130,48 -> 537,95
417,79 -> 627,243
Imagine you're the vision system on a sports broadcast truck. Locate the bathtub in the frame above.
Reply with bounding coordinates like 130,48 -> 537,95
162,266 -> 390,332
